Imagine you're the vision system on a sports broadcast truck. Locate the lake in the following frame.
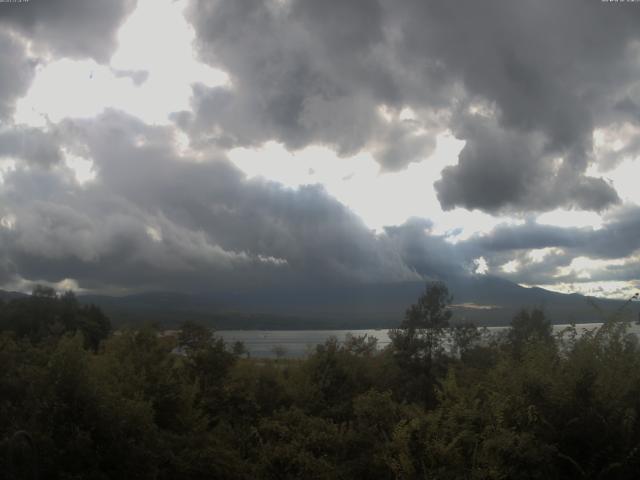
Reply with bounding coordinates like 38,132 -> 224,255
218,322 -> 640,358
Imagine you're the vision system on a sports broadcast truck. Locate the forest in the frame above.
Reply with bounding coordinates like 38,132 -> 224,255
2,283 -> 640,479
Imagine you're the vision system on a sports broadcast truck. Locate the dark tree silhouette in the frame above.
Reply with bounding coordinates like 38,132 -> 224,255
388,281 -> 453,405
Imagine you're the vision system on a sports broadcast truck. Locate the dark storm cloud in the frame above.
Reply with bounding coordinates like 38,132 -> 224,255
1,0 -> 639,294
466,222 -> 584,254
0,0 -> 137,62
587,206 -> 640,259
459,206 -> 640,285
467,207 -> 640,260
385,0 -> 640,211
0,111 -> 425,292
183,0 -> 640,212
2,110 -> 638,292
177,0 -> 440,171
435,115 -> 620,213
614,97 -> 640,126
0,30 -> 34,121
383,218 -> 467,280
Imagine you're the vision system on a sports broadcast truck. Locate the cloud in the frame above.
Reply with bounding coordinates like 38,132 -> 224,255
0,125 -> 62,166
110,67 -> 148,86
469,206 -> 640,260
383,218 -> 468,279
459,205 -> 640,285
0,30 -> 35,121
0,0 -> 137,63
435,115 -> 620,213
1,111 -> 638,294
181,0 -> 640,211
177,0 -> 441,171
0,111 -> 426,292
2,0 -> 640,296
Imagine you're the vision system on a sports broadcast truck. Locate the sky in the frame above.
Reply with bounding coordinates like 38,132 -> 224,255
0,0 -> 639,299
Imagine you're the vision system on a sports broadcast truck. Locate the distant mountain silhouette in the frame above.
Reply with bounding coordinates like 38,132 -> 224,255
0,290 -> 28,302
58,275 -> 640,329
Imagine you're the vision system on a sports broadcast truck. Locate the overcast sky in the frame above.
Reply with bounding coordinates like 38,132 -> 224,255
0,0 -> 639,298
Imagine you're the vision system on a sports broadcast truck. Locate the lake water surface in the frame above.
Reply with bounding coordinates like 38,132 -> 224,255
218,322 -> 640,358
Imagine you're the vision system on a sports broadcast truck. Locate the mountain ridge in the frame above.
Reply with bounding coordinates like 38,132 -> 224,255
2,276 -> 637,329
79,275 -> 640,328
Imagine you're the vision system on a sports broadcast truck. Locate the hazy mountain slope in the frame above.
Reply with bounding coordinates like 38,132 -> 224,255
0,290 -> 28,302
70,275 -> 640,329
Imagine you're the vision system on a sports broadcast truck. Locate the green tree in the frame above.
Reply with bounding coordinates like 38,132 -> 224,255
508,308 -> 553,356
178,321 -> 237,423
388,281 -> 452,405
0,287 -> 110,349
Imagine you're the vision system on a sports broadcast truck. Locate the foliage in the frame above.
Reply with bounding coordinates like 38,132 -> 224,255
508,308 -> 554,356
0,287 -> 110,350
388,281 -> 453,406
2,283 -> 640,478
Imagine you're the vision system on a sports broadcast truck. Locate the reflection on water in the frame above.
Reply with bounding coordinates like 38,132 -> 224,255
218,322 -> 640,358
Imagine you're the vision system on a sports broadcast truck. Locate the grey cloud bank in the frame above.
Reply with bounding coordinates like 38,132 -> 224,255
1,112 -> 425,292
0,30 -> 34,121
0,0 -> 136,63
0,0 -> 639,298
182,0 -> 640,214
